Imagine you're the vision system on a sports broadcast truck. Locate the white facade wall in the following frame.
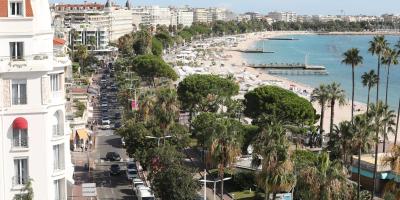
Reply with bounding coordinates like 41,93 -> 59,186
0,0 -> 73,199
177,10 -> 193,27
194,8 -> 208,23
148,6 -> 171,26
108,8 -> 133,41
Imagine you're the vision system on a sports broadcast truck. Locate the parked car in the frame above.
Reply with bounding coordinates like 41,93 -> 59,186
137,186 -> 155,200
106,152 -> 121,161
101,119 -> 111,130
114,113 -> 121,120
109,164 -> 121,175
132,178 -> 144,193
126,168 -> 138,180
127,162 -> 136,170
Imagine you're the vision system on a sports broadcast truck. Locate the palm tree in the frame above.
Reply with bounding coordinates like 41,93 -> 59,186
368,35 -> 389,103
311,84 -> 329,135
76,45 -> 88,75
361,70 -> 378,114
396,99 -> 400,145
252,122 -> 296,200
369,101 -> 397,151
207,118 -> 241,198
154,88 -> 180,143
342,48 -> 363,123
331,121 -> 354,164
316,152 -> 349,200
139,92 -> 156,123
327,82 -> 346,135
381,48 -> 399,152
352,114 -> 375,200
369,36 -> 390,197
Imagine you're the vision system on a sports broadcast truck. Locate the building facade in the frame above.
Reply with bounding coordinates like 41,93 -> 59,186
0,0 -> 73,199
69,24 -> 110,50
268,11 -> 297,22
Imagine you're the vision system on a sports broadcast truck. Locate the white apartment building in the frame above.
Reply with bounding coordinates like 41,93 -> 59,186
176,9 -> 194,27
132,7 -> 151,30
209,7 -> 227,21
69,24 -> 109,50
105,1 -> 134,41
193,8 -> 209,23
0,0 -> 73,199
268,11 -> 297,22
148,6 -> 172,27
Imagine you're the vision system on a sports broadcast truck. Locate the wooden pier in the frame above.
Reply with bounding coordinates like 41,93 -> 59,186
232,49 -> 275,53
264,37 -> 299,41
249,63 -> 328,75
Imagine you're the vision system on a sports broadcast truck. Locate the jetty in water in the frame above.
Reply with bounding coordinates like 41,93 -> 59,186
264,37 -> 299,41
249,63 -> 328,75
232,48 -> 275,53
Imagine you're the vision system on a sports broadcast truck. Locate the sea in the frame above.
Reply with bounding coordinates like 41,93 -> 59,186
243,34 -> 400,110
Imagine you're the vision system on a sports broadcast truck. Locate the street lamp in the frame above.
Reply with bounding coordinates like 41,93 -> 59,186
199,176 -> 232,200
145,135 -> 172,147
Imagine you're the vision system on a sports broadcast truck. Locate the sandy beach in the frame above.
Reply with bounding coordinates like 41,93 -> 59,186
169,31 -> 399,142
216,31 -> 367,133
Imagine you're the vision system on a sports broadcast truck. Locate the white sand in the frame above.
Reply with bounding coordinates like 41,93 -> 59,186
221,31 -> 368,133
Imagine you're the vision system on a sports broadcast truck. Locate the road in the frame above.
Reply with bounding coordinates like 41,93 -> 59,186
91,129 -> 134,200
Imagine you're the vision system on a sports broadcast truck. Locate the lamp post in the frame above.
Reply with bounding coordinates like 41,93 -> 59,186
145,135 -> 172,147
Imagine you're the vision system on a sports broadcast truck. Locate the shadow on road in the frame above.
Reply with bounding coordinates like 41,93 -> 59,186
105,137 -> 123,148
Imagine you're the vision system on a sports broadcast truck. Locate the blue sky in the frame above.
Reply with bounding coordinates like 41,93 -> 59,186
52,0 -> 400,15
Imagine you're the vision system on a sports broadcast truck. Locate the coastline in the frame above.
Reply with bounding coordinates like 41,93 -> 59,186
317,31 -> 400,36
222,31 -> 367,134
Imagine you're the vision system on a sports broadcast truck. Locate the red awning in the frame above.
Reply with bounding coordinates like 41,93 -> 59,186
13,117 -> 28,129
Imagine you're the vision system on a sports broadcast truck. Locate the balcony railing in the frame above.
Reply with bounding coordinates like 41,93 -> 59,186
12,97 -> 27,105
12,175 -> 28,187
12,137 -> 28,148
52,125 -> 64,136
0,53 -> 53,71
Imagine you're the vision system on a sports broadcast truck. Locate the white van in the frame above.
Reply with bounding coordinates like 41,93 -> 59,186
137,186 -> 155,200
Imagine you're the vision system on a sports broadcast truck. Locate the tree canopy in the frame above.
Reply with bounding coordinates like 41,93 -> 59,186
244,85 -> 316,125
177,74 -> 239,113
132,54 -> 178,85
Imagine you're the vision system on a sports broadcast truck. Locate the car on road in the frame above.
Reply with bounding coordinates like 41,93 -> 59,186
109,164 -> 121,175
137,186 -> 155,200
126,168 -> 138,180
114,121 -> 121,129
127,162 -> 136,170
114,113 -> 121,120
106,152 -> 121,161
101,118 -> 111,129
132,178 -> 144,192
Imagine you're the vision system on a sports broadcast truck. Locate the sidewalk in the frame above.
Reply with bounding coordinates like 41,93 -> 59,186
69,147 -> 96,200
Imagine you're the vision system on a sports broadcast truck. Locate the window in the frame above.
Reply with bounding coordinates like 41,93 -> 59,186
9,42 -> 24,60
12,80 -> 27,105
54,179 -> 65,200
50,74 -> 61,92
52,111 -> 63,136
10,1 -> 23,16
12,128 -> 28,148
53,144 -> 65,171
14,159 -> 28,186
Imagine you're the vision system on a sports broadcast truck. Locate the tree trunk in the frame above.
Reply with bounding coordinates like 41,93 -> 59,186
366,86 -> 371,115
357,146 -> 362,200
320,105 -> 325,135
330,100 -> 335,135
382,65 -> 391,153
395,98 -> 400,146
220,173 -> 224,199
372,54 -> 381,198
272,193 -> 277,200
351,65 -> 355,124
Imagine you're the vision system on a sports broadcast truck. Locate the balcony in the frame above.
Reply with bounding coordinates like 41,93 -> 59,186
12,176 -> 28,188
0,54 -> 52,73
